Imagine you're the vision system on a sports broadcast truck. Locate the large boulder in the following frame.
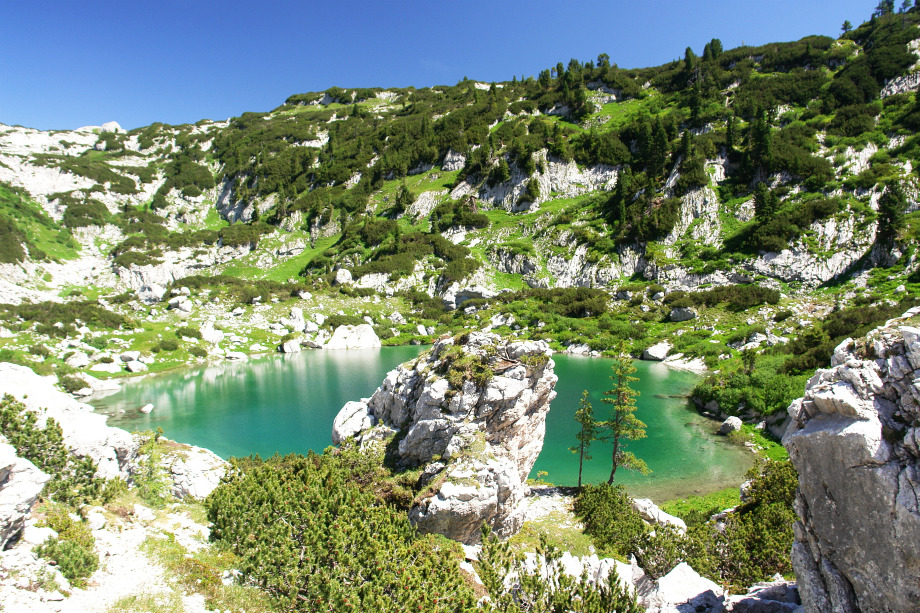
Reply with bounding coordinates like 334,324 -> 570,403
719,416 -> 743,435
160,445 -> 228,500
331,333 -> 557,543
637,562 -> 724,612
783,307 -> 920,612
669,306 -> 697,322
324,324 -> 381,350
0,440 -> 50,549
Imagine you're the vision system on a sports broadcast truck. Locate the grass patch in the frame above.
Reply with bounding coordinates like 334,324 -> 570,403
507,509 -> 593,557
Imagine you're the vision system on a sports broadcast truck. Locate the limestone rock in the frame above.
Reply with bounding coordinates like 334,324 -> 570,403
279,339 -> 302,354
132,504 -> 156,522
0,441 -> 50,549
643,341 -> 672,361
719,416 -> 743,435
638,562 -> 724,612
139,403 -> 153,414
64,351 -> 90,369
783,309 -> 920,612
631,498 -> 687,533
324,324 -> 381,350
160,445 -> 228,500
200,321 -> 224,345
0,363 -> 136,479
331,332 -> 557,543
119,351 -> 141,363
669,306 -> 697,322
332,401 -> 374,445
724,579 -> 801,612
124,360 -> 148,373
334,268 -> 353,285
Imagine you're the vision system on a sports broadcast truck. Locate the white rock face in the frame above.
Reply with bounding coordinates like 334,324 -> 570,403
334,268 -> 353,285
279,339 -> 302,354
160,445 -> 228,500
324,324 -> 381,350
0,363 -> 135,479
783,308 -> 920,612
331,333 -> 557,543
0,362 -> 227,499
631,498 -> 687,533
0,440 -> 50,549
331,400 -> 374,445
643,341 -> 672,361
637,563 -> 724,612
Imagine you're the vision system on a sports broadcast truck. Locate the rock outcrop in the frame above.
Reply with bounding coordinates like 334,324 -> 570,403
331,332 -> 557,543
0,439 -> 50,549
783,307 -> 920,612
324,324 -> 381,350
0,362 -> 227,500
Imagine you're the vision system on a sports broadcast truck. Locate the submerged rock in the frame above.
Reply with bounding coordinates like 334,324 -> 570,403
331,332 -> 557,543
783,307 -> 920,612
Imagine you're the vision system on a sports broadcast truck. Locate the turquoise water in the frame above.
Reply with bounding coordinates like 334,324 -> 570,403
89,348 -> 752,501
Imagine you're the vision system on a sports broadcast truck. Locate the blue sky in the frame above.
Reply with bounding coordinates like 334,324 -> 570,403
1,0 -> 877,131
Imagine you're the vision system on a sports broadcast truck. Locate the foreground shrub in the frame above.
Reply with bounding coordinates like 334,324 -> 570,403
206,453 -> 477,612
0,395 -> 103,506
36,505 -> 99,587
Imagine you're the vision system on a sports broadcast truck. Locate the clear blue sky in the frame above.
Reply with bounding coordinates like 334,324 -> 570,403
1,0 -> 876,131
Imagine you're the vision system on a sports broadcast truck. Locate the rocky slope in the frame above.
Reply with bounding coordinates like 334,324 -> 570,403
784,307 -> 920,612
332,332 -> 557,543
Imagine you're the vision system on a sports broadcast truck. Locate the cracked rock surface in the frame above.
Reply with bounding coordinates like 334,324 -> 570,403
332,332 -> 557,544
783,307 -> 920,612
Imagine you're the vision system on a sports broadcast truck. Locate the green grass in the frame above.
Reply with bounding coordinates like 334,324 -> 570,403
141,528 -> 278,613
507,509 -> 595,557
659,486 -> 741,520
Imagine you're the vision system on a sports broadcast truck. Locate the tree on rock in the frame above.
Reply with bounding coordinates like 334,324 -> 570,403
602,342 -> 649,484
569,390 -> 599,488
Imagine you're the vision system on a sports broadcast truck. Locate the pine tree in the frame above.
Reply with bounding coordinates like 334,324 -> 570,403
601,342 -> 649,484
753,181 -> 778,219
842,20 -> 853,33
569,391 -> 600,489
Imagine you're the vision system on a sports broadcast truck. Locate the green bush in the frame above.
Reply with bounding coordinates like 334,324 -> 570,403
0,395 -> 104,506
132,430 -> 172,508
175,326 -> 201,339
573,484 -> 648,558
206,453 -> 478,612
189,347 -> 208,358
36,510 -> 99,587
158,338 -> 179,352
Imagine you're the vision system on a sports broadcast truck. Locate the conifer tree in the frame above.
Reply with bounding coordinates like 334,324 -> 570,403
602,342 -> 649,484
569,390 -> 599,488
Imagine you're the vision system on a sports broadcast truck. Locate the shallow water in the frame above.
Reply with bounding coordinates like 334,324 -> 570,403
89,348 -> 752,501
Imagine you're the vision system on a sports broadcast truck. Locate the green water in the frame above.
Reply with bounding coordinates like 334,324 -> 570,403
89,349 -> 752,501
